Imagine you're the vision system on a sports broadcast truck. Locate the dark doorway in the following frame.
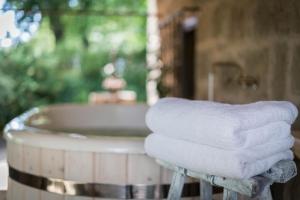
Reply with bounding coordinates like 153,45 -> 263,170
180,18 -> 197,99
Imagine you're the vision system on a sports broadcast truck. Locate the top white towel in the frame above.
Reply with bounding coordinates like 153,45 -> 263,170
146,98 -> 298,148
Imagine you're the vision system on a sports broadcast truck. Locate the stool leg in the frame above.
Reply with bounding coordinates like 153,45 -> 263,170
200,179 -> 213,200
167,170 -> 186,200
258,186 -> 273,200
223,189 -> 238,200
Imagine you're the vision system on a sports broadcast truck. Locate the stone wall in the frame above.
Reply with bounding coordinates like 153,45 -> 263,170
157,0 -> 300,128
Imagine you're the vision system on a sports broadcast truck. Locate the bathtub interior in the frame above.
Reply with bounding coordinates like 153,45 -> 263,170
25,104 -> 150,137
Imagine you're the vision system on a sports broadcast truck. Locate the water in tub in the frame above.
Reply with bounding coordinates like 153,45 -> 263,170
46,127 -> 150,137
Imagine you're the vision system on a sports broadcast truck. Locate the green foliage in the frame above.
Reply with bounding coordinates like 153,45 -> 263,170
0,0 -> 147,129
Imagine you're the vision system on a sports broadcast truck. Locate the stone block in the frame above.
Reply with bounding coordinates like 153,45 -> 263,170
291,45 -> 300,95
213,48 -> 270,103
270,43 -> 288,99
227,0 -> 255,40
211,1 -> 231,38
253,0 -> 300,38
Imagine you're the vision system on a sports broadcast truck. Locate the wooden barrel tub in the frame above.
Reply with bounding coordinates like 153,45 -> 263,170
4,104 -> 199,200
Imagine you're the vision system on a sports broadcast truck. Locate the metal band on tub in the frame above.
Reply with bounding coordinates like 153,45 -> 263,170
9,166 -> 204,199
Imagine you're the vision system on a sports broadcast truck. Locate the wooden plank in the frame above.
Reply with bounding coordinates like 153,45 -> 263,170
0,191 -> 6,200
160,166 -> 174,184
94,153 -> 127,184
167,169 -> 186,200
7,142 -> 23,171
127,154 -> 160,184
6,178 -> 12,200
64,151 -> 94,182
10,179 -> 24,200
64,196 -> 93,200
41,148 -> 65,179
23,145 -> 41,175
200,179 -> 212,200
223,189 -> 237,200
23,185 -> 40,200
40,191 -> 64,200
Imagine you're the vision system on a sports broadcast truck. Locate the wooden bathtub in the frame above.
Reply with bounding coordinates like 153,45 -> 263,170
4,104 -> 199,200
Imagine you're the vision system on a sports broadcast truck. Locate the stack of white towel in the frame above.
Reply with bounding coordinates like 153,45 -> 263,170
145,98 -> 298,179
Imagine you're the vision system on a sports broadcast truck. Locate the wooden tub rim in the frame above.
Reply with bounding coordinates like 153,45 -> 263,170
4,104 -> 149,154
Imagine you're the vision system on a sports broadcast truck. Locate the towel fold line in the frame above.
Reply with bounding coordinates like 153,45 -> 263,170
145,134 -> 294,179
146,98 -> 298,149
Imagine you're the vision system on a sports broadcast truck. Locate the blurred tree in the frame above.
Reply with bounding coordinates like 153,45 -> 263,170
0,0 -> 147,129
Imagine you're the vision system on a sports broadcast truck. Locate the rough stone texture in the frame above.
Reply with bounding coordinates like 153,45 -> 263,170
194,50 -> 210,100
270,43 -> 288,100
241,48 -> 270,100
211,1 -> 231,39
228,1 -> 255,40
253,0 -> 300,37
157,0 -> 300,124
291,45 -> 300,95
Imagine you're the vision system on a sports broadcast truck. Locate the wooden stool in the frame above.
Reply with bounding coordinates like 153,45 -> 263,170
156,160 -> 297,200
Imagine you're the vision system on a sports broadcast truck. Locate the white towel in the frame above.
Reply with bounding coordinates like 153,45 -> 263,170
152,121 -> 291,150
238,122 -> 291,149
145,134 -> 294,179
146,98 -> 298,149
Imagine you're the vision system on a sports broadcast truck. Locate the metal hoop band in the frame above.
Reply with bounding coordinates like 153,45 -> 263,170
9,166 -> 200,199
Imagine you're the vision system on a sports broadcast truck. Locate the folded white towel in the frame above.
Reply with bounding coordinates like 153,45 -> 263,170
152,121 -> 291,150
146,98 -> 298,149
238,122 -> 291,149
145,134 -> 294,179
